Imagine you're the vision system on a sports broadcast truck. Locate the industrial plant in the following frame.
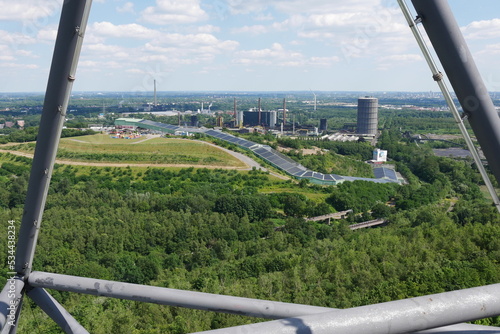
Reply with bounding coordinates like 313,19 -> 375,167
113,117 -> 402,185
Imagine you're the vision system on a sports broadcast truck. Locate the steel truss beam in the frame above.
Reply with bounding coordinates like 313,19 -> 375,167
416,324 -> 500,333
411,0 -> 500,186
397,0 -> 500,212
28,272 -> 500,334
14,0 -> 93,277
193,283 -> 500,334
0,0 -> 92,332
3,1 -> 500,334
27,272 -> 331,319
26,288 -> 88,334
0,278 -> 24,334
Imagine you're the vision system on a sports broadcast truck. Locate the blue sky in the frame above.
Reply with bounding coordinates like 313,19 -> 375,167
1,0 -> 500,93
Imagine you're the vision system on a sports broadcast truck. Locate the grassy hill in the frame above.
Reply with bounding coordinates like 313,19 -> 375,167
2,134 -> 247,167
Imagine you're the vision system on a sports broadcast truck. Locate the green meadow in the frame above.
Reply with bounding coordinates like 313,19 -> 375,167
5,134 -> 247,167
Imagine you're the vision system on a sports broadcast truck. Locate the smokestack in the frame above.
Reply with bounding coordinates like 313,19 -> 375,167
283,98 -> 287,125
234,98 -> 237,126
154,79 -> 157,106
258,98 -> 262,126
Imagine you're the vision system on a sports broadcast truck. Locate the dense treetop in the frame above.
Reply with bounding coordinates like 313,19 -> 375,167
0,126 -> 498,332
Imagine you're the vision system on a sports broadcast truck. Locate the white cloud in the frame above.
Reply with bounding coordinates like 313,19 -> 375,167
126,68 -> 146,74
0,30 -> 36,45
225,0 -> 267,15
79,60 -> 99,68
0,45 -> 13,60
85,43 -> 131,59
255,13 -> 274,21
36,27 -> 58,42
231,25 -> 268,35
379,54 -> 422,62
477,43 -> 500,56
462,19 -> 500,40
140,0 -> 208,25
274,0 -> 382,14
117,2 -> 135,14
376,53 -> 422,70
197,25 -> 221,33
0,31 -> 39,66
152,33 -> 238,50
234,43 -> 338,67
78,28 -> 239,78
90,22 -> 161,40
298,31 -> 335,39
0,0 -> 62,21
15,50 -> 37,58
308,56 -> 340,66
295,6 -> 405,39
0,62 -> 38,69
225,0 -> 383,15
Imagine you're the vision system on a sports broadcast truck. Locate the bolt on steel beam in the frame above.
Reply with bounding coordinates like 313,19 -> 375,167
28,272 -> 500,333
1,0 -> 92,332
14,0 -> 93,276
28,271 -> 332,319
193,283 -> 500,334
397,0 -> 500,212
411,0 -> 500,187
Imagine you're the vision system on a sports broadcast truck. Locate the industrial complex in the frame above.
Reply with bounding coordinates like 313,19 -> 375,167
113,94 -> 394,185
114,117 -> 402,185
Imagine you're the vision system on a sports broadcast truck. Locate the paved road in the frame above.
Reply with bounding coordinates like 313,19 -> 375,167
212,145 -> 289,180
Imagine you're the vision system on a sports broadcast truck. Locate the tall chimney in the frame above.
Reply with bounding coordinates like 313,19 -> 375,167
283,98 -> 287,125
234,98 -> 237,126
154,79 -> 157,106
258,98 -> 262,126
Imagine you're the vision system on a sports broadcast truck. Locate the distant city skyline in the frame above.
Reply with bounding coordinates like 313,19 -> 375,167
1,0 -> 500,93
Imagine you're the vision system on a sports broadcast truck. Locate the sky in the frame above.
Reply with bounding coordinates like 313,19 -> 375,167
1,0 -> 500,93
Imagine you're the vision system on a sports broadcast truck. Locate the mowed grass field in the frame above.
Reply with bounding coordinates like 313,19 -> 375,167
5,134 -> 247,167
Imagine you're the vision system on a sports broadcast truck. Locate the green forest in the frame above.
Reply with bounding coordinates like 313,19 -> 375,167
0,128 -> 499,333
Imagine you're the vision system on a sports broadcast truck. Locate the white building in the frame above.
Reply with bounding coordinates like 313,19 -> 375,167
373,149 -> 388,163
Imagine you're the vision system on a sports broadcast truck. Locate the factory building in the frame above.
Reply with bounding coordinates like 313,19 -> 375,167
115,118 -> 178,134
190,115 -> 199,127
115,118 -> 139,130
243,110 -> 277,128
319,118 -> 328,132
357,97 -> 378,135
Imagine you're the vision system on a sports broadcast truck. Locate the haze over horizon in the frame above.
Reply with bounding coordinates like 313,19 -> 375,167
1,0 -> 500,93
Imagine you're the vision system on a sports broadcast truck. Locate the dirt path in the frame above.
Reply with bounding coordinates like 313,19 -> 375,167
0,138 -> 290,179
0,148 -> 291,179
68,138 -> 89,143
0,149 -> 248,169
130,134 -> 161,144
